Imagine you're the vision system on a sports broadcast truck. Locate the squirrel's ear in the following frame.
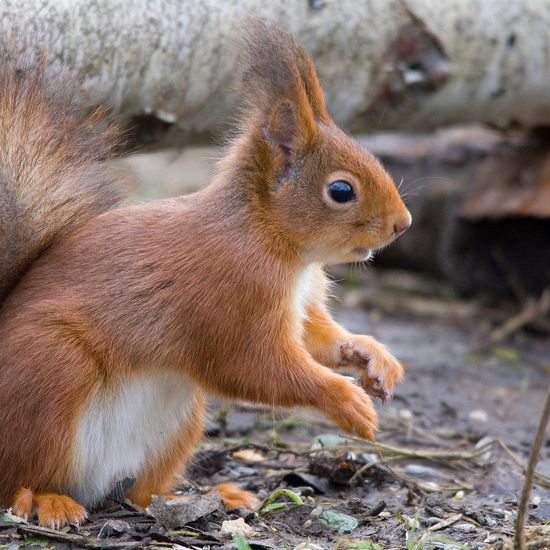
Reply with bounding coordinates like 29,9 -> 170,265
263,100 -> 296,151
263,100 -> 315,183
240,18 -> 330,126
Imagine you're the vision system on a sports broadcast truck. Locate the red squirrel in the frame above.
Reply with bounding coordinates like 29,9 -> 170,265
0,20 -> 411,528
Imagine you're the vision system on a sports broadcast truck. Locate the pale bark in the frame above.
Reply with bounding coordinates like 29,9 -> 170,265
2,0 -> 550,146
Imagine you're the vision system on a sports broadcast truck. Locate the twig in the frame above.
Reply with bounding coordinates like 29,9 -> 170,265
17,524 -> 143,548
345,436 -> 495,461
496,439 -> 550,488
348,455 -> 401,485
514,385 -> 550,550
490,288 -> 550,343
490,245 -> 528,304
427,513 -> 463,531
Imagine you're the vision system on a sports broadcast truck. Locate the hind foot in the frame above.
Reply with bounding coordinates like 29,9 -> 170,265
13,488 -> 87,529
214,482 -> 259,510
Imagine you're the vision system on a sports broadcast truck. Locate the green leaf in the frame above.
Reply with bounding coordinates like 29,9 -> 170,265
22,535 -> 52,548
234,533 -> 253,550
260,502 -> 287,514
492,346 -> 519,362
319,510 -> 358,533
258,488 -> 304,514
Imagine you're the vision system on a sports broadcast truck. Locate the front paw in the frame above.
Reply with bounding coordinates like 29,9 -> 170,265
323,376 -> 378,440
340,337 -> 404,402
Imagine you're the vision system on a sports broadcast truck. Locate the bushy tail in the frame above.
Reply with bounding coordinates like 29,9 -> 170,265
0,52 -> 126,301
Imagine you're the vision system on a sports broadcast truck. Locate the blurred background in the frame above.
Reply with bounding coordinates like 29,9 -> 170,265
3,1 -> 549,547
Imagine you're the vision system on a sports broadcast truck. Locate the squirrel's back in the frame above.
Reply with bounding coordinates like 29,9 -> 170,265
0,52 -> 125,302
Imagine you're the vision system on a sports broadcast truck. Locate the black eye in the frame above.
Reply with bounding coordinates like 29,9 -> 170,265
328,180 -> 356,203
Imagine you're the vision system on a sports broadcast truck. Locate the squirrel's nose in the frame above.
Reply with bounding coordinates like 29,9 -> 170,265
392,211 -> 412,238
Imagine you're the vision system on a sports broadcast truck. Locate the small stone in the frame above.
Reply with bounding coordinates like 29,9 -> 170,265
404,464 -> 439,477
219,517 -> 255,539
454,523 -> 477,533
310,506 -> 323,519
303,519 -> 312,528
531,495 -> 541,506
296,486 -> 315,497
232,449 -> 265,462
295,543 -> 324,550
98,519 -> 130,539
422,481 -> 441,491
147,492 -> 222,529
469,409 -> 488,423
454,490 -> 465,500
399,409 -> 413,420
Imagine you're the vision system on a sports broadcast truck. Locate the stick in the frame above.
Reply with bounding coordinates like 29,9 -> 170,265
514,385 -> 550,550
490,288 -> 550,343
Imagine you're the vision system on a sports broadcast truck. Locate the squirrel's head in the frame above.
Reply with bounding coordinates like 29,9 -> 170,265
237,19 -> 411,265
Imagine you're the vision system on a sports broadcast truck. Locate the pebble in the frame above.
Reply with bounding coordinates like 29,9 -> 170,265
232,449 -> 265,462
422,481 -> 441,491
532,495 -> 541,506
399,408 -> 413,420
454,523 -> 477,533
296,486 -> 315,497
404,464 -> 440,477
303,519 -> 313,529
98,520 -> 130,539
219,518 -> 255,539
469,409 -> 488,423
454,490 -> 465,500
295,543 -> 324,550
310,506 -> 323,519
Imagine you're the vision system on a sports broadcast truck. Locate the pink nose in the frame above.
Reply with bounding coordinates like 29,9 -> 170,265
393,222 -> 410,237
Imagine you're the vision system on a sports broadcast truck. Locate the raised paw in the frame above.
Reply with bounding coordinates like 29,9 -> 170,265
214,482 -> 259,510
340,336 -> 404,402
13,488 -> 87,529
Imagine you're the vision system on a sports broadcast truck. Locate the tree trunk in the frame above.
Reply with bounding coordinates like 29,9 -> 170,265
3,0 -> 550,146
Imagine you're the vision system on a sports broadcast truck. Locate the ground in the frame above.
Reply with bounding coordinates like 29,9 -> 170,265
1,268 -> 548,549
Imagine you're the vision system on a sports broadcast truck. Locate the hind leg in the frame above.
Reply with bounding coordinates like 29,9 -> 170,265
127,395 -> 258,510
13,488 -> 87,528
128,393 -> 207,507
1,325 -> 98,528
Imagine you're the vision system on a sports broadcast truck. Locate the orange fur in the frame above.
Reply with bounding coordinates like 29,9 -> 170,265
0,20 -> 410,528
214,483 -> 260,510
13,488 -> 87,528
127,395 -> 206,507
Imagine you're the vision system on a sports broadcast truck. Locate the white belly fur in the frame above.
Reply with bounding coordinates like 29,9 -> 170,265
293,264 -> 319,326
71,370 -> 197,507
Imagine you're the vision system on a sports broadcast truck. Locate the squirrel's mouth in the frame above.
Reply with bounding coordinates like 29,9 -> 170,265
351,247 -> 373,260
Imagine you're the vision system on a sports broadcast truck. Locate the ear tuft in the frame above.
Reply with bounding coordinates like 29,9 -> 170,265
239,18 -> 330,123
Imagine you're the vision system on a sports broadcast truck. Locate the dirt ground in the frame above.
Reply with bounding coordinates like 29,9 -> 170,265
1,267 -> 548,550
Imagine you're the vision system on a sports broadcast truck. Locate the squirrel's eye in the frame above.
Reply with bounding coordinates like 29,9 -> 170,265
328,180 -> 356,203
